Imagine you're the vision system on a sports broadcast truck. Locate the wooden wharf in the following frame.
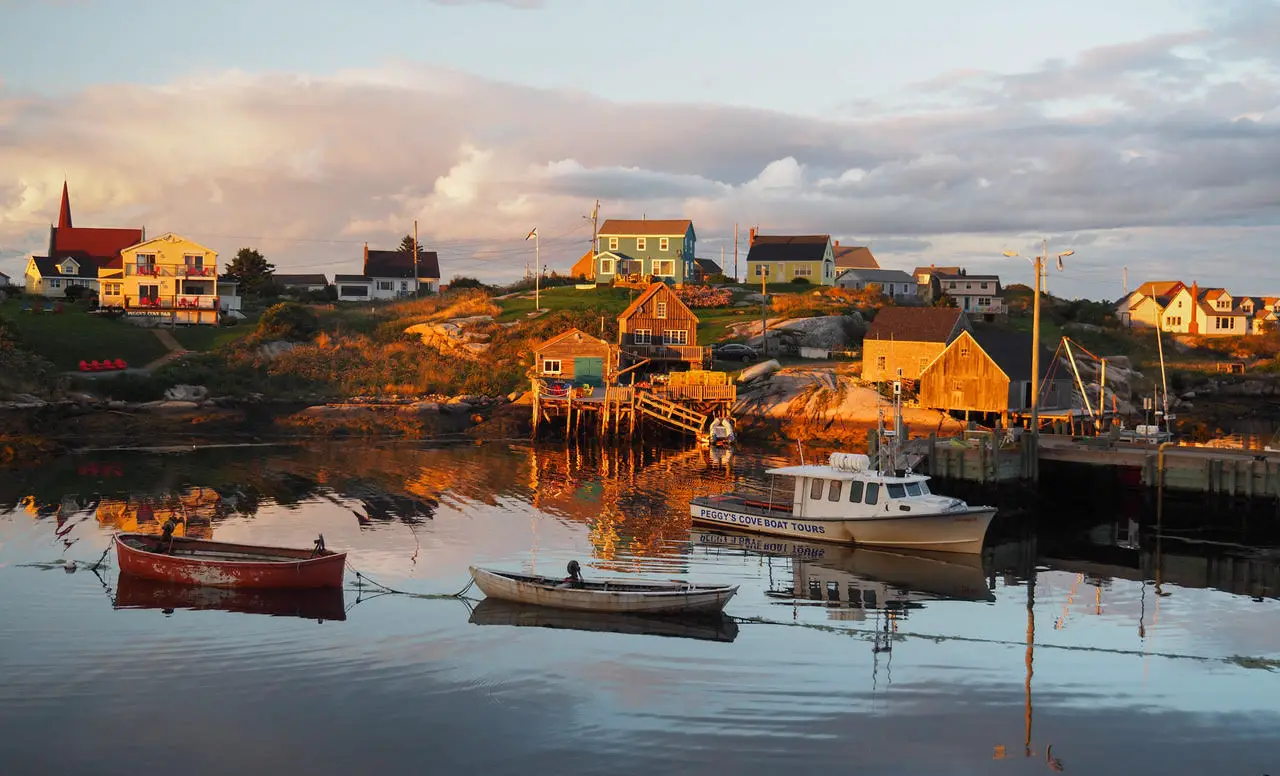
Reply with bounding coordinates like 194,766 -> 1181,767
531,379 -> 737,441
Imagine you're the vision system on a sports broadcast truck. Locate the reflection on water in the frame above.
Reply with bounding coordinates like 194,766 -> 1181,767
2,440 -> 1279,776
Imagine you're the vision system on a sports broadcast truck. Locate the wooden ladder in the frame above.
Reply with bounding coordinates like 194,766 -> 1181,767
635,391 -> 708,435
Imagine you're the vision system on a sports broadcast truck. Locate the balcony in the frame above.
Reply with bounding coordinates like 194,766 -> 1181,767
127,264 -> 217,278
623,343 -> 708,363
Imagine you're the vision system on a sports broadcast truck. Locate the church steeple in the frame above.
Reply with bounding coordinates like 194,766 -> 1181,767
57,181 -> 73,229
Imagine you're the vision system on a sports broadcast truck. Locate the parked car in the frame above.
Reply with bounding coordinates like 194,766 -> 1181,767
712,343 -> 759,363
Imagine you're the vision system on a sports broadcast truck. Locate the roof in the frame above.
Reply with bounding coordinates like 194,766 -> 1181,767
1200,288 -> 1230,301
570,250 -> 595,279
936,271 -> 1000,282
766,464 -> 925,484
913,266 -> 961,277
598,219 -> 692,237
30,255 -> 99,280
617,281 -> 696,322
970,327 -> 1056,382
865,306 -> 965,343
334,274 -> 371,283
364,249 -> 441,280
1135,280 -> 1184,299
534,328 -> 611,352
745,234 -> 829,264
840,268 -> 916,284
274,273 -> 329,287
694,257 -> 722,275
48,183 -> 144,270
833,245 -> 878,269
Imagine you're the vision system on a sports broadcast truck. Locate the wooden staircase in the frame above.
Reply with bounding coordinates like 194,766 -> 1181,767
635,391 -> 708,435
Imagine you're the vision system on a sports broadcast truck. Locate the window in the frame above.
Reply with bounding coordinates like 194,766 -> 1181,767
948,281 -> 957,289
959,344 -> 969,357
875,355 -> 887,370
659,237 -> 669,251
810,479 -> 824,500
793,266 -> 812,277
633,329 -> 651,345
905,482 -> 923,497
847,480 -> 864,503
184,254 -> 204,268
978,297 -> 991,306
48,278 -> 61,288
608,237 -> 618,251
864,483 -> 880,505
828,481 -> 843,501
755,264 -> 770,276
919,356 -> 929,370
599,258 -> 615,274
59,260 -> 77,275
953,380 -> 963,392
137,253 -> 155,265
887,483 -> 906,499
656,301 -> 667,319
377,281 -> 393,291
138,284 -> 158,300
542,359 -> 562,375
636,238 -> 647,251
919,481 -> 930,495
652,260 -> 675,276
663,329 -> 688,345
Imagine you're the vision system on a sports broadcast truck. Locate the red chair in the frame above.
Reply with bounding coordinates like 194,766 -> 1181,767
102,357 -> 117,370
88,360 -> 102,371
114,359 -> 128,370
79,360 -> 90,372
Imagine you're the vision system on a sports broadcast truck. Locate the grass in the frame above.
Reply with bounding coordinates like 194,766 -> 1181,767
495,286 -> 636,322
0,297 -> 170,370
171,319 -> 256,351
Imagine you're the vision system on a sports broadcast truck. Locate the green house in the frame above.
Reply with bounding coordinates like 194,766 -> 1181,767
743,231 -> 836,285
595,219 -> 696,285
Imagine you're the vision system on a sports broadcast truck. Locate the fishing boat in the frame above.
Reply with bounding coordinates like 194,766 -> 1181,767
690,382 -> 997,553
468,598 -> 738,642
114,574 -> 347,621
114,531 -> 346,589
468,562 -> 737,615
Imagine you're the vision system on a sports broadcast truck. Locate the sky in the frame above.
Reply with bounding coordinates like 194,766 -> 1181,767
1,0 -> 1279,298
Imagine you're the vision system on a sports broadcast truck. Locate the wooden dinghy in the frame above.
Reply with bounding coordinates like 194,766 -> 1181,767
114,574 -> 347,621
468,562 -> 737,615
468,598 -> 738,642
115,531 -> 346,589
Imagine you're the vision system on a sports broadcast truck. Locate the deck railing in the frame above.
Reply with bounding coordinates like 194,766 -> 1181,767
126,264 -> 217,278
653,384 -> 737,402
625,343 -> 707,362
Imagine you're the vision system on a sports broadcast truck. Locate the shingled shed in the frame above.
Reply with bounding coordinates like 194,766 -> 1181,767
532,328 -> 615,387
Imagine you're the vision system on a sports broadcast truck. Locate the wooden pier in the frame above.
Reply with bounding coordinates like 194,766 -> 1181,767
531,376 -> 737,441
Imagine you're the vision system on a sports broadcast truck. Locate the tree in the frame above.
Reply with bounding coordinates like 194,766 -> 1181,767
225,247 -> 276,295
396,235 -> 423,256
254,302 -> 318,343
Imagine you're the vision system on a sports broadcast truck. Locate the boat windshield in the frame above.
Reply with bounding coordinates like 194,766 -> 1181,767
919,480 -> 930,494
905,482 -> 923,497
887,483 -> 906,499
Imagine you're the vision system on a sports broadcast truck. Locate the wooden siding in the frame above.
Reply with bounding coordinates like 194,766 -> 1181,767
918,332 -> 1010,413
534,332 -> 614,381
618,284 -> 699,348
861,340 -> 945,382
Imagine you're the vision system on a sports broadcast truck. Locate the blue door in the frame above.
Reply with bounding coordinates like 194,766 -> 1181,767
574,357 -> 604,387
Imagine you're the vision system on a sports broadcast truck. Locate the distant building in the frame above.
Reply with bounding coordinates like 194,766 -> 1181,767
834,268 -> 919,301
595,219 -> 696,286
24,255 -> 102,298
832,243 -> 879,272
569,249 -> 595,281
24,182 -> 144,297
861,307 -> 971,383
99,232 -> 221,325
744,231 -> 835,285
336,244 -> 441,301
932,270 -> 1005,319
532,328 -> 616,387
1115,280 -> 1185,328
617,281 -> 703,367
912,265 -> 961,304
692,257 -> 723,282
274,274 -> 330,292
0,271 -> 10,288
1160,282 -> 1254,337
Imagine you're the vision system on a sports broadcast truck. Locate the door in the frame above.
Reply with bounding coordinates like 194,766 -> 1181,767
573,357 -> 604,387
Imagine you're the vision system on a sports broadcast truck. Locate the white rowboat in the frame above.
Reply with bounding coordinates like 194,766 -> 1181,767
468,566 -> 738,615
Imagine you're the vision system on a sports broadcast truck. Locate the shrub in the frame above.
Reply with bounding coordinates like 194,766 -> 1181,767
447,276 -> 488,290
791,277 -> 810,286
674,285 -> 732,308
64,285 -> 97,302
254,302 -> 319,343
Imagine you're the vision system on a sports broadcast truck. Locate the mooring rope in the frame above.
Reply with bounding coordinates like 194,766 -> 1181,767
344,561 -> 479,600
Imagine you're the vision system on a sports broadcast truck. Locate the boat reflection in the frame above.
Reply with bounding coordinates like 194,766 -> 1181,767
114,574 -> 347,622
689,529 -> 995,617
467,598 -> 739,643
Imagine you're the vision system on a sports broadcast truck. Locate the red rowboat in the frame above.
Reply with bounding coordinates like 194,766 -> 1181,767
114,533 -> 347,589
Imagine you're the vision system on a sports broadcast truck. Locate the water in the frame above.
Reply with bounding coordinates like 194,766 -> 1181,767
2,441 -> 1277,776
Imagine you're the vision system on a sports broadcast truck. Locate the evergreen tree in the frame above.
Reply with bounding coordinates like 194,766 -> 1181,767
225,247 -> 276,295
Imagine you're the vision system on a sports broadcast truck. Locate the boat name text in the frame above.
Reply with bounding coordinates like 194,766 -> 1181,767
697,508 -> 826,535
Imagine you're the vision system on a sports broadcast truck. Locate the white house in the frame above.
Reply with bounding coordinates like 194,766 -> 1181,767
933,270 -> 1006,319
217,277 -> 243,313
335,274 -> 373,302
0,270 -> 11,288
336,245 -> 441,301
274,273 -> 330,293
24,255 -> 101,297
835,268 -> 919,300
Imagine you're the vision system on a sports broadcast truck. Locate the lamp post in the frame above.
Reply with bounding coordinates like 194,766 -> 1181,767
1003,240 -> 1074,439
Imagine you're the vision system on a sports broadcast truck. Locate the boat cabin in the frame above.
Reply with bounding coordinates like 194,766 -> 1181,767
756,453 -> 948,520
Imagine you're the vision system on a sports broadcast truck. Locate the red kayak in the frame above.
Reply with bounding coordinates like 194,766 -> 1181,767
114,533 -> 347,589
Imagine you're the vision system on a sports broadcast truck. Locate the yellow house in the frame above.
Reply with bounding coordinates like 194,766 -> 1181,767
100,232 -> 220,325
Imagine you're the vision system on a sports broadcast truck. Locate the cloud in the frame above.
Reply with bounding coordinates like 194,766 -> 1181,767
2,13 -> 1280,297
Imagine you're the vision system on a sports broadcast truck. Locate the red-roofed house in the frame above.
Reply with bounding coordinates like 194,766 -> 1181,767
1160,282 -> 1253,337
24,182 -> 145,297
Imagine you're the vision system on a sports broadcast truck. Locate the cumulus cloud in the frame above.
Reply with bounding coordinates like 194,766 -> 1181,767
2,11 -> 1280,296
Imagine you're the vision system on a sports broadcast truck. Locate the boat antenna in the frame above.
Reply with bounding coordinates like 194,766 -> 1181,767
796,440 -> 806,465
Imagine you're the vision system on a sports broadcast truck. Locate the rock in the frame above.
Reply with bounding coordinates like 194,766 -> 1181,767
445,402 -> 473,413
733,301 -> 754,308
139,400 -> 200,411
164,384 -> 209,401
106,400 -> 129,410
1064,322 -> 1103,333
1181,390 -> 1196,400
1104,355 -> 1132,370
507,390 -> 523,402
409,401 -> 440,412
738,359 -> 782,384
258,341 -> 296,359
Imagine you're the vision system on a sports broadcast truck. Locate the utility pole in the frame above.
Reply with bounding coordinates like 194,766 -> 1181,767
1003,239 -> 1073,442
720,245 -> 724,281
535,230 -> 541,312
734,223 -> 739,282
413,219 -> 420,298
1123,266 -> 1128,297
760,259 -> 768,356
589,199 -> 599,276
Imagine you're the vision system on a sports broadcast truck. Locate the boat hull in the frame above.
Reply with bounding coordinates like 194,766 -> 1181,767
469,566 -> 737,615
689,499 -> 996,553
114,574 -> 347,620
468,598 -> 738,642
114,534 -> 347,589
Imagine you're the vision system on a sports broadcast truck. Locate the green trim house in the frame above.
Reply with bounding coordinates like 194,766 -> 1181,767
743,230 -> 835,285
595,219 -> 696,285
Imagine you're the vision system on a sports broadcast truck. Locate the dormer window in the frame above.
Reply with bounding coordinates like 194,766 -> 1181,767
58,259 -> 77,275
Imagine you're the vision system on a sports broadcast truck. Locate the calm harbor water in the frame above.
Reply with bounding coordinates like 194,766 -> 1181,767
1,440 -> 1277,776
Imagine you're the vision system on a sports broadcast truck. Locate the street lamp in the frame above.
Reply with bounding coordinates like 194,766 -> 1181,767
1002,240 -> 1074,445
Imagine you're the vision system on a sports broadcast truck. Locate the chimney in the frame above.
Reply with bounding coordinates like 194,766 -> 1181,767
363,242 -> 369,273
749,227 -> 757,246
834,239 -> 840,248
